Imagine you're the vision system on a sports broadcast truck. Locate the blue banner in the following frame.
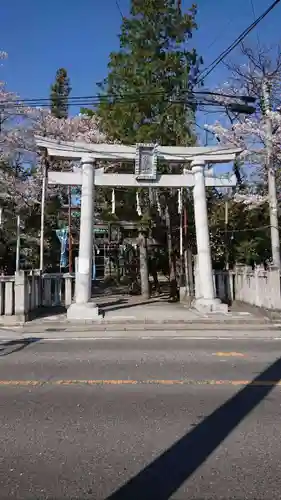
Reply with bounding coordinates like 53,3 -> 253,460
56,228 -> 68,269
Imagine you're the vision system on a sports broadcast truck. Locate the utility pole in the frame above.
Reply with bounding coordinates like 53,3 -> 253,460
263,80 -> 280,267
224,198 -> 229,270
16,215 -> 20,272
39,149 -> 48,272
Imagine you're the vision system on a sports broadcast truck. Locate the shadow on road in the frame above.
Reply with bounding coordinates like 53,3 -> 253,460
0,338 -> 39,357
107,357 -> 281,500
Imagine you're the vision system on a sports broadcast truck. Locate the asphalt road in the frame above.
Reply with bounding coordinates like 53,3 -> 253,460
1,337 -> 281,499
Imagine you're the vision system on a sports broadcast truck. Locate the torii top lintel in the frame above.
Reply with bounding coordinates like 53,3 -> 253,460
35,136 -> 242,164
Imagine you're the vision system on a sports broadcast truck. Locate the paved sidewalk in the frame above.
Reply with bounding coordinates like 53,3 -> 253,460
1,294 -> 280,338
0,327 -> 281,341
24,294 -> 274,328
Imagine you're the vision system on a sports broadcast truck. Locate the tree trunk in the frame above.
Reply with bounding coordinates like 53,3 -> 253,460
165,205 -> 178,300
184,247 -> 194,295
183,205 -> 194,301
138,231 -> 149,299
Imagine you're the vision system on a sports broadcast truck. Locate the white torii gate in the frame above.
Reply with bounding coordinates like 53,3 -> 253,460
35,136 -> 242,320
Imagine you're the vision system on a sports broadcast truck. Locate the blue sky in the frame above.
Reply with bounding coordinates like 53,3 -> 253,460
1,0 -> 280,141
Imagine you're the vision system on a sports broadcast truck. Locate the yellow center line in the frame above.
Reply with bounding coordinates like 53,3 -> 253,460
0,379 -> 281,387
213,352 -> 245,357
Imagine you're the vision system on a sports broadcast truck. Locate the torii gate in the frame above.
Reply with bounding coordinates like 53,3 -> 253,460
35,136 -> 241,320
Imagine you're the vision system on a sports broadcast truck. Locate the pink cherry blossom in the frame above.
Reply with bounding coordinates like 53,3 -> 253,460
0,51 -> 105,210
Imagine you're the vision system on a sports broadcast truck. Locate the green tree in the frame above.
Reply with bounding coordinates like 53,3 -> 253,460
50,68 -> 71,119
48,68 -> 72,270
209,197 -> 271,268
97,0 -> 200,146
93,0 -> 201,297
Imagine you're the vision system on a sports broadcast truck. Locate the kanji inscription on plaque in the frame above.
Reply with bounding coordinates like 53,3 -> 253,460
135,143 -> 158,180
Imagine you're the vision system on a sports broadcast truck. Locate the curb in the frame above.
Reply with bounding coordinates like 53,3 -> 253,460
1,334 -> 281,342
16,321 -> 281,334
20,317 -> 279,330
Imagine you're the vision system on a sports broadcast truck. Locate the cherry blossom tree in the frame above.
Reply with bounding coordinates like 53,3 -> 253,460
0,51 -> 106,270
28,108 -> 107,202
201,44 -> 281,266
0,50 -> 106,211
205,44 -> 281,209
0,51 -> 38,210
33,108 -> 106,143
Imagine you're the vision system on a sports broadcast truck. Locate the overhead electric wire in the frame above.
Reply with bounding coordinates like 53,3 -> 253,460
0,89 -> 254,107
250,0 -> 262,49
4,100 -> 239,113
115,0 -> 124,19
205,15 -> 238,53
196,0 -> 281,85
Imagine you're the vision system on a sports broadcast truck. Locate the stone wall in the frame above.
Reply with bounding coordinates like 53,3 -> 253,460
0,271 -> 75,325
195,260 -> 281,310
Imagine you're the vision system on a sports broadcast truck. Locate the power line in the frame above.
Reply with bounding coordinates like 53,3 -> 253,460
1,89 -> 254,106
2,100 -> 225,110
115,0 -> 124,19
249,0 -> 258,19
4,101 -> 243,114
1,90 -> 254,119
205,16 -> 238,52
0,100 -> 237,111
250,0 -> 262,49
196,0 -> 281,85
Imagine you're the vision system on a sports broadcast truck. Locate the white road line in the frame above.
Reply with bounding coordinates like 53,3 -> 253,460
1,336 -> 281,343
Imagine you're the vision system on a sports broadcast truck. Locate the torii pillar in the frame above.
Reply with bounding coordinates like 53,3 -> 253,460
67,156 -> 99,320
192,159 -> 226,313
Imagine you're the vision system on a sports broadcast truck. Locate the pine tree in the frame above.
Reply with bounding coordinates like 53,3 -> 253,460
97,0 -> 201,146
50,68 -> 71,119
95,0 -> 201,297
49,68 -> 72,270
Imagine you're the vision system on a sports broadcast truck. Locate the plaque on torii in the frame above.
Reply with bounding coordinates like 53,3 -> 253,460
135,143 -> 158,180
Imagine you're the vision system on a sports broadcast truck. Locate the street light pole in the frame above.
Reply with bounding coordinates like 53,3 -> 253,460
178,188 -> 183,281
224,198 -> 229,270
39,149 -> 48,272
263,80 -> 280,267
16,214 -> 20,272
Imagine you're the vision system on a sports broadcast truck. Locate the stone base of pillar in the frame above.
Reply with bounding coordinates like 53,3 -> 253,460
67,302 -> 100,322
194,297 -> 228,314
179,286 -> 186,301
179,287 -> 193,307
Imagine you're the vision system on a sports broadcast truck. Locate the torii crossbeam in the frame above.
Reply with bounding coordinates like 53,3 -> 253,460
36,136 -> 242,320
